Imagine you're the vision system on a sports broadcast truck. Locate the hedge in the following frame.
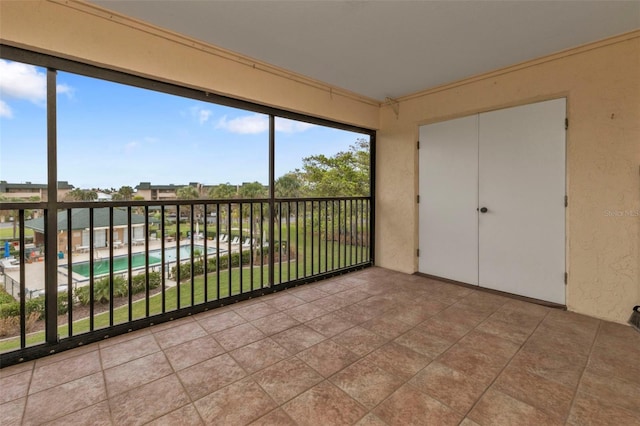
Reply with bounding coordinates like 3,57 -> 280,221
171,249 -> 254,282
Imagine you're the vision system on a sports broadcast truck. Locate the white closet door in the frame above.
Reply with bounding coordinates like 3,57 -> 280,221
478,99 -> 566,304
419,115 -> 479,285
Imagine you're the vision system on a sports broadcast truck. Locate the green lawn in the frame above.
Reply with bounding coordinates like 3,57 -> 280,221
0,227 -> 34,240
0,238 -> 370,352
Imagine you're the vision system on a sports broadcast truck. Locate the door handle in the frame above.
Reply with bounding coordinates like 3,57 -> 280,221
479,207 -> 488,213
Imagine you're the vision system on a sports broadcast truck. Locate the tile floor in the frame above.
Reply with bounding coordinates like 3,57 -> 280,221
1,267 -> 639,425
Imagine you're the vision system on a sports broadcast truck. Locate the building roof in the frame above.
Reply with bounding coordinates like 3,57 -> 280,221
0,181 -> 75,191
24,208 -> 147,233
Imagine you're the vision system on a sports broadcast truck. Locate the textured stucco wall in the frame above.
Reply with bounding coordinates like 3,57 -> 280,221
377,32 -> 640,324
0,0 -> 379,130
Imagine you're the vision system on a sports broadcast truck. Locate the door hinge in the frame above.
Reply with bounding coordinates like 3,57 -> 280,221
416,249 -> 420,257
416,195 -> 420,204
565,118 -> 568,130
564,272 -> 568,284
417,140 -> 420,150
564,195 -> 568,207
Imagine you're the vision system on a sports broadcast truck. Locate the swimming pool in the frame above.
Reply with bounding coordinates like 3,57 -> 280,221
63,245 -> 221,278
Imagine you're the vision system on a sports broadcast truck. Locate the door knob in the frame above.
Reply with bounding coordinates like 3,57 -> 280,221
479,207 -> 488,213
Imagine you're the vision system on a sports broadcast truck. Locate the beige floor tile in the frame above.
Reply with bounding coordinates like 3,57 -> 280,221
163,334 -> 225,371
177,353 -> 246,400
0,369 -> 31,404
332,325 -> 387,357
152,320 -> 207,349
283,381 -> 367,426
42,401 -> 112,426
212,322 -> 266,351
271,324 -> 326,353
468,388 -> 562,426
253,357 -> 323,404
195,309 -> 246,333
194,378 -> 277,425
298,340 -> 359,377
100,333 -> 160,369
29,350 -> 102,395
494,364 -> 574,420
409,361 -> 489,414
251,311 -> 300,336
373,384 -> 462,426
330,359 -> 403,409
365,342 -> 430,380
24,372 -> 107,425
104,351 -> 173,397
146,403 -> 204,426
230,337 -> 290,374
249,408 -> 297,425
567,391 -> 640,426
109,375 -> 190,426
306,312 -> 355,337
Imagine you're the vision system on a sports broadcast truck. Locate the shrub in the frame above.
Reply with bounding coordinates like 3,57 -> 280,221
74,276 -> 128,305
0,287 -> 16,304
171,250 -> 252,281
25,297 -> 45,319
0,312 -> 39,337
0,302 -> 20,318
57,292 -> 69,316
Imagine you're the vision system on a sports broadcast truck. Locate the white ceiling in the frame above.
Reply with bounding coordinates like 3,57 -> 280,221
91,1 -> 640,101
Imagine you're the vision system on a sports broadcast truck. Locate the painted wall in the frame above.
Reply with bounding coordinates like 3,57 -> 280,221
0,0 -> 379,130
377,32 -> 640,323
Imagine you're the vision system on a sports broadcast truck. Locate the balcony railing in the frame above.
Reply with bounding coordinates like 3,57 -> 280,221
0,197 -> 372,366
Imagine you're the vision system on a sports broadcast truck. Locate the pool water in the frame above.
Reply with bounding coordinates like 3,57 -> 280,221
66,245 -> 219,278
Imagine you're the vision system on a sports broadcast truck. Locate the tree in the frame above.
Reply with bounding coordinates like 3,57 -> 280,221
238,182 -> 267,199
66,188 -> 98,201
176,186 -> 199,200
300,138 -> 370,197
208,183 -> 237,199
275,173 -> 304,198
116,186 -> 134,201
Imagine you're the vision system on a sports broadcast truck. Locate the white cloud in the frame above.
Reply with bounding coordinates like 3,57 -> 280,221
190,106 -> 213,124
0,60 -> 75,111
216,114 -> 315,135
275,118 -> 315,133
216,113 -> 268,134
56,83 -> 74,98
0,60 -> 47,104
0,100 -> 13,118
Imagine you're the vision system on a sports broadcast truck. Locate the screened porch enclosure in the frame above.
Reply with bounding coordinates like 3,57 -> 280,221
0,45 -> 375,366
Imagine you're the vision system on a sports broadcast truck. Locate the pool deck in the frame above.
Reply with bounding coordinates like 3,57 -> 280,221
1,237 -> 243,296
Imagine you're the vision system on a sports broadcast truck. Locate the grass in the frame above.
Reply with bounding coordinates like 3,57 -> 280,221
0,227 -> 34,240
0,237 -> 370,352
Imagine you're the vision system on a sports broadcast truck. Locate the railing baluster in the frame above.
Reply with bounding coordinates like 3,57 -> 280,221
176,205 -> 181,310
109,207 -> 114,327
127,207 -> 133,321
161,205 -> 166,314
239,202 -> 244,293
227,203 -> 232,296
145,205 -> 150,316
204,203 -> 209,303
19,210 -> 26,348
216,203 -> 220,300
324,201 -> 328,273
66,209 -> 73,337
89,208 -> 94,331
190,205 -> 195,306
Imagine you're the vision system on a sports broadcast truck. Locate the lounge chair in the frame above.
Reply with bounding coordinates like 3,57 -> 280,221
231,236 -> 240,245
218,234 -> 228,243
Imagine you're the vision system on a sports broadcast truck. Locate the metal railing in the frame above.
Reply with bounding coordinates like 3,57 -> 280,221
0,197 -> 372,365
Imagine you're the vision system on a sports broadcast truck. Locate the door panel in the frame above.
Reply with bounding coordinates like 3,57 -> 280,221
478,99 -> 566,304
419,115 -> 479,285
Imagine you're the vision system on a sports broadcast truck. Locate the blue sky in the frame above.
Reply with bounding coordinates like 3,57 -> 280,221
0,59 -> 367,190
